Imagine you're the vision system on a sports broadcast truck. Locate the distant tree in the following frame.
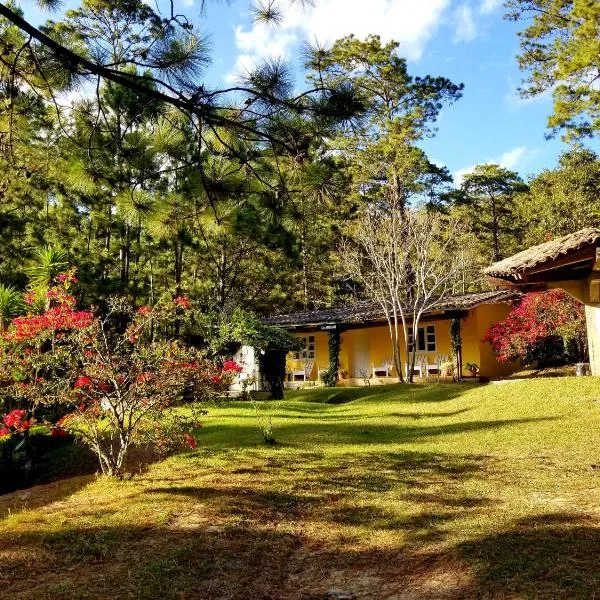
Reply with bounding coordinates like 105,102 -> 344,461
518,147 -> 600,246
456,164 -> 527,262
306,34 -> 462,214
507,0 -> 600,139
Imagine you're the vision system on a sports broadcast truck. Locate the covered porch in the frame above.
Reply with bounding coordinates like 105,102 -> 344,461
484,228 -> 600,375
264,290 -> 519,387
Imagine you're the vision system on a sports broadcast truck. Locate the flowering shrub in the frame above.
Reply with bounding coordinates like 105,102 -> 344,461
0,272 -> 242,478
0,409 -> 34,440
483,290 -> 587,365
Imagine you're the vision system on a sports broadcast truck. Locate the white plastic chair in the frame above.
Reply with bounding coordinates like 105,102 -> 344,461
292,359 -> 315,382
372,358 -> 393,377
406,354 -> 427,379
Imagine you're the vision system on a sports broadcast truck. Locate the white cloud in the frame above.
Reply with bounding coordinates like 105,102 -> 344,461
227,21 -> 298,81
227,0 -> 452,80
479,0 -> 503,14
453,3 -> 477,43
453,146 -> 533,185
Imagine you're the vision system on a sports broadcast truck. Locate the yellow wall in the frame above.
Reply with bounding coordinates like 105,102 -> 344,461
549,279 -> 586,302
285,301 -> 518,382
474,303 -> 517,378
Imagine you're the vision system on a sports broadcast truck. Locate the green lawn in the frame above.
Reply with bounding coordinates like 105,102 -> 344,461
3,379 -> 600,599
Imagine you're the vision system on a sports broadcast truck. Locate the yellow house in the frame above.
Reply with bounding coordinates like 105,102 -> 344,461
265,290 -> 520,386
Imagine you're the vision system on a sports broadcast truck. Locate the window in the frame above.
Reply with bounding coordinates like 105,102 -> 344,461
292,335 -> 315,360
407,325 -> 436,352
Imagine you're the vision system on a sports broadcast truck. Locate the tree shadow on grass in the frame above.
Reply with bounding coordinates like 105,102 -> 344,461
6,508 -> 600,599
454,512 -> 600,599
200,417 -> 557,450
1,449 -> 492,599
0,474 -> 97,521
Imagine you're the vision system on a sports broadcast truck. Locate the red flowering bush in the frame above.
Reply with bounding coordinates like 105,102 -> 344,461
0,274 -> 239,478
483,290 -> 587,365
0,409 -> 35,440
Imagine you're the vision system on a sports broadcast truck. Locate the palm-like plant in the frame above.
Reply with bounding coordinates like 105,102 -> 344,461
25,247 -> 69,311
0,284 -> 24,333
26,246 -> 68,290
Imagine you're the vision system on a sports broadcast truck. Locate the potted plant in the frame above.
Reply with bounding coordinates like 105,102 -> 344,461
440,359 -> 456,378
465,363 -> 479,377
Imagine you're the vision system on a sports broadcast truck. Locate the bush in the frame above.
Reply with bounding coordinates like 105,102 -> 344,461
0,272 -> 239,478
483,290 -> 587,365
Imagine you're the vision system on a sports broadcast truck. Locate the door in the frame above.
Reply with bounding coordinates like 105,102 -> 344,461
350,330 -> 370,378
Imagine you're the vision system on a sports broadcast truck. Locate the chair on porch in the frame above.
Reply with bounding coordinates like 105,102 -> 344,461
372,358 -> 393,378
291,359 -> 315,382
406,354 -> 427,379
423,355 -> 441,377
435,354 -> 450,380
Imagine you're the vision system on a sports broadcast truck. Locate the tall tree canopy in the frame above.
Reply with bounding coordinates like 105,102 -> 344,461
518,147 -> 600,245
454,164 -> 527,263
306,34 -> 463,214
507,0 -> 600,140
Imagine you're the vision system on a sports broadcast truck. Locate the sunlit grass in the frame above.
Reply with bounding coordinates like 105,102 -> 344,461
2,378 -> 600,599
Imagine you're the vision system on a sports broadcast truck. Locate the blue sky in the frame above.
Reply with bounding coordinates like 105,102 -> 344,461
25,0 -> 600,184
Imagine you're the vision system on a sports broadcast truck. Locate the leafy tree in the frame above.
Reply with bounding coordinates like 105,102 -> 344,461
455,164 -> 527,262
507,0 -> 600,139
518,147 -> 600,246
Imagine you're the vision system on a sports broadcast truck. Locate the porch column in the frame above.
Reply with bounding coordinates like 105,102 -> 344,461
585,275 -> 600,375
585,304 -> 600,375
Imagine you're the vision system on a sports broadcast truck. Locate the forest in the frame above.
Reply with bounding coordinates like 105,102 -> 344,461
0,0 -> 597,321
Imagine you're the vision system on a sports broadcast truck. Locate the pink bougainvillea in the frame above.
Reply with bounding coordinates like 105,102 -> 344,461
483,290 -> 587,364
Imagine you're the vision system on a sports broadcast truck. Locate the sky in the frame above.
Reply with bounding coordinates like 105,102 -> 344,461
23,0 -> 600,185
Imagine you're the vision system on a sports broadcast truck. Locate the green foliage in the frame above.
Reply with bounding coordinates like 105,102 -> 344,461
454,164 -> 528,262
213,308 -> 300,353
518,147 -> 600,246
321,330 -> 341,387
507,0 -> 600,139
0,284 -> 23,332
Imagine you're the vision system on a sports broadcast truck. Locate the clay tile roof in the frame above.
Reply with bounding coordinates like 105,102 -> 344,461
263,289 -> 519,328
484,227 -> 600,279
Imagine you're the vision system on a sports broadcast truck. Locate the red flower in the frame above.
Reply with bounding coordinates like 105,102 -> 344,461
184,433 -> 197,449
211,374 -> 223,384
222,360 -> 243,373
173,296 -> 191,310
0,427 -> 10,438
51,427 -> 68,438
137,306 -> 153,315
74,376 -> 92,389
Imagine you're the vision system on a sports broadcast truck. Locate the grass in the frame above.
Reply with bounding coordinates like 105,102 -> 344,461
3,378 -> 600,599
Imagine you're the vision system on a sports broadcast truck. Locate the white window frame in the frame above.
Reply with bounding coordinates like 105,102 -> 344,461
292,335 -> 316,360
407,325 -> 436,353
